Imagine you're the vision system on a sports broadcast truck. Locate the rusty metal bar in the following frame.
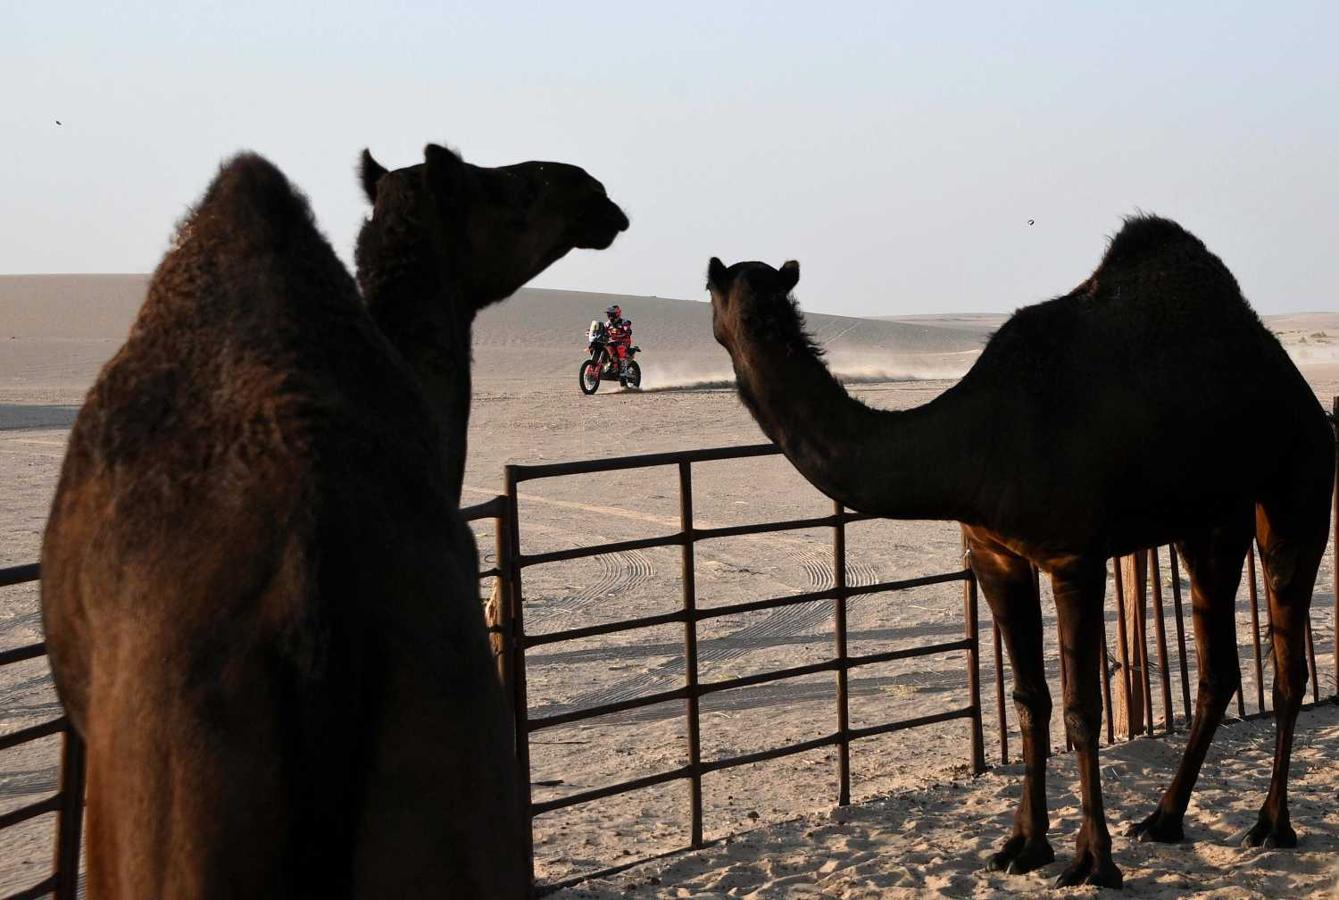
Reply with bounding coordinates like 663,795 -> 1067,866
53,728 -> 86,900
512,442 -> 779,481
963,535 -> 985,774
460,495 -> 506,522
0,794 -> 60,830
834,502 -> 851,804
0,563 -> 40,587
1112,560 -> 1135,739
522,532 -> 683,567
523,572 -> 970,649
992,622 -> 1008,764
0,717 -> 67,753
503,467 -> 536,888
1168,546 -> 1193,719
529,687 -> 690,732
525,609 -> 687,648
530,640 -> 976,733
1148,548 -> 1174,733
1247,544 -> 1266,713
845,706 -> 977,742
531,765 -> 692,816
7,875 -> 59,900
0,643 -> 47,667
679,462 -> 704,849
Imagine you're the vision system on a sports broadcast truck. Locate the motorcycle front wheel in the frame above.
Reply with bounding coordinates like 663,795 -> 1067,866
621,360 -> 642,390
579,358 -> 602,395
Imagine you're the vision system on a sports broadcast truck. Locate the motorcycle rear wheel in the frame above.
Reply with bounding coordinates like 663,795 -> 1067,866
621,360 -> 642,390
579,359 -> 602,395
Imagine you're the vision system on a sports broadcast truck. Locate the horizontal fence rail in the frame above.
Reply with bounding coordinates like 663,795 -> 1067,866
0,564 -> 84,900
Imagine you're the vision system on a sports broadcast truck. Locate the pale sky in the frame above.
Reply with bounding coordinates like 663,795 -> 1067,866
3,2 -> 1336,315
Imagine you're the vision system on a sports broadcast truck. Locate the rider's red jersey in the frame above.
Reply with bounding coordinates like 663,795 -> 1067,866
606,317 -> 632,346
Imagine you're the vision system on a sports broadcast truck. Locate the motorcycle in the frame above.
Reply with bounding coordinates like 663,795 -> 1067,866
579,320 -> 641,394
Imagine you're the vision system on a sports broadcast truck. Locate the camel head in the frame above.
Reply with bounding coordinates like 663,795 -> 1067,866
706,257 -> 807,355
359,144 -> 628,308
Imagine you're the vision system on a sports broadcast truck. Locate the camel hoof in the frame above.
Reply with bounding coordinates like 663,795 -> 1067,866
1127,810 -> 1184,843
1054,852 -> 1123,889
987,835 -> 1055,875
1240,818 -> 1297,849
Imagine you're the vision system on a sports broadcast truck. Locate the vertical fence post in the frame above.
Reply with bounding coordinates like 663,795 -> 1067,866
1168,546 -> 1193,720
962,531 -> 985,774
503,468 -> 535,889
1112,561 -> 1135,739
679,462 -> 704,848
1148,549 -> 1174,734
992,622 -> 1008,765
53,726 -> 86,900
834,502 -> 851,803
1246,544 -> 1266,713
1332,396 -> 1338,700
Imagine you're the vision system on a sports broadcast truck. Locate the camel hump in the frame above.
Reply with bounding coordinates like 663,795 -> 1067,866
171,153 -> 321,256
1097,215 -> 1208,272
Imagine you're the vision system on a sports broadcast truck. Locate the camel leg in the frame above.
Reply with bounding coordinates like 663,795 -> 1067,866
1051,561 -> 1123,888
1241,481 -> 1330,847
968,535 -> 1055,875
1129,518 -> 1251,842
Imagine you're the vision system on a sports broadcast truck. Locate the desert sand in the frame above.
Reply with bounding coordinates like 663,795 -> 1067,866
1,275 -> 1336,897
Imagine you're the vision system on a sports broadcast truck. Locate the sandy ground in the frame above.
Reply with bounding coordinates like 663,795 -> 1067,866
0,276 -> 1336,896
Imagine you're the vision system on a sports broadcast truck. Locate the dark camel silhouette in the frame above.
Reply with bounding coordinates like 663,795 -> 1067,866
356,144 -> 629,505
41,155 -> 526,897
706,216 -> 1333,888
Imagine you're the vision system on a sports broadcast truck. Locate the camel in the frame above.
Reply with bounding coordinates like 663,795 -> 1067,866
40,154 -> 528,897
355,143 -> 629,506
706,216 -> 1333,888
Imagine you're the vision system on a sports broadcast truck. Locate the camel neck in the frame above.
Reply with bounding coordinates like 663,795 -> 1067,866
730,337 -> 989,523
359,235 -> 474,507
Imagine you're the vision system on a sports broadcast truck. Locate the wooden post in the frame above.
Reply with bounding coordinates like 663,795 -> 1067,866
1114,554 -> 1147,738
1112,560 -> 1135,740
1132,551 -> 1154,736
1168,546 -> 1193,720
1148,548 -> 1174,733
1246,544 -> 1266,713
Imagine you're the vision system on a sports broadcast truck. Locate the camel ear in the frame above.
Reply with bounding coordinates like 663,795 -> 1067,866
777,260 -> 800,292
359,150 -> 388,204
423,143 -> 468,210
707,257 -> 729,291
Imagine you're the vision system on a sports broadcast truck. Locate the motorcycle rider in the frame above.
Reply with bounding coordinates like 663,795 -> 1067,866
604,304 -> 633,380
